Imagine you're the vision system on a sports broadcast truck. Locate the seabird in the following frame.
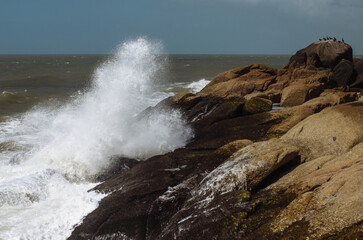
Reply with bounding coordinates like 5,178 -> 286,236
319,38 -> 322,41
333,37 -> 336,41
342,38 -> 345,43
323,38 -> 326,40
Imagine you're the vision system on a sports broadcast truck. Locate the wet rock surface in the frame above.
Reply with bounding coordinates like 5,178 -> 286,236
69,41 -> 363,240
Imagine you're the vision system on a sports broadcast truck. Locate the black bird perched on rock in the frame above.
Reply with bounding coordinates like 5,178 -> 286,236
323,38 -> 326,40
342,38 -> 345,43
319,38 -> 322,41
333,37 -> 336,41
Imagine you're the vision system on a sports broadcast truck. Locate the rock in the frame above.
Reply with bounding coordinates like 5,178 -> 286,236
69,148 -> 222,240
95,156 -> 139,182
282,102 -> 363,160
268,67 -> 330,96
214,139 -> 253,157
280,83 -> 324,107
350,75 -> 363,89
69,41 -> 363,240
292,40 -> 352,68
202,99 -> 245,123
209,138 -> 300,192
268,91 -> 358,136
244,92 -> 269,100
289,68 -> 330,85
350,74 -> 363,89
170,92 -> 202,111
353,58 -> 363,74
199,64 -> 277,98
306,52 -> 322,68
350,58 -> 363,89
269,143 -> 363,239
330,59 -> 354,87
288,52 -> 307,68
152,139 -> 299,240
242,97 -> 272,114
181,97 -> 245,123
190,91 -> 358,150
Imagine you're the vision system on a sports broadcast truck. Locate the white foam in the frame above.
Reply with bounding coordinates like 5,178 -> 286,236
0,172 -> 105,240
0,38 -> 193,239
187,78 -> 210,94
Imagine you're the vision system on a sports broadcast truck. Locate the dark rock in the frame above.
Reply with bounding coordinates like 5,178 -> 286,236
353,58 -> 363,74
306,52 -> 322,68
151,139 -> 299,240
350,75 -> 363,89
95,156 -> 140,182
330,59 -> 354,87
351,59 -> 363,89
289,52 -> 307,68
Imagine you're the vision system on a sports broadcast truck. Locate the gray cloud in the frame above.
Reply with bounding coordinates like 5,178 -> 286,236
178,0 -> 363,17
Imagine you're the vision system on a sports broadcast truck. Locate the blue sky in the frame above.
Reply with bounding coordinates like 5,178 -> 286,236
0,0 -> 362,54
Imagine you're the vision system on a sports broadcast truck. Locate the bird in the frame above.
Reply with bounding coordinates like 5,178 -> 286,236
319,38 -> 322,41
342,38 -> 345,43
333,37 -> 336,41
323,38 -> 326,41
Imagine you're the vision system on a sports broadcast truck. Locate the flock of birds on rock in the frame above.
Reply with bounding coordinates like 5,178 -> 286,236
318,37 -> 344,43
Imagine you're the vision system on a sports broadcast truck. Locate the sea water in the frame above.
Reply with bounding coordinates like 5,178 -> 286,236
0,38 -> 289,239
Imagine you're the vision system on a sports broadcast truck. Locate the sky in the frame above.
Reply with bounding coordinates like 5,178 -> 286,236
0,0 -> 362,55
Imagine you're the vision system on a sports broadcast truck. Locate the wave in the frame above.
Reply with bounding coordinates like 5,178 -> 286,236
0,38 -> 193,239
187,78 -> 210,93
0,90 -> 38,105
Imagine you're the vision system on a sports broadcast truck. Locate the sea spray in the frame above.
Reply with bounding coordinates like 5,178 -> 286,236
0,38 -> 193,239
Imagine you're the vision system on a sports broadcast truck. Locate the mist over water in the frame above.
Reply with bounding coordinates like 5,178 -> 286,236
0,38 -> 193,239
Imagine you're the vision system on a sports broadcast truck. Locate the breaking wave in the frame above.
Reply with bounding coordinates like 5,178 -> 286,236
0,38 -> 193,239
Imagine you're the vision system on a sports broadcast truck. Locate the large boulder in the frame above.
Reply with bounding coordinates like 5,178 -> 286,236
292,40 -> 352,69
282,101 -> 363,160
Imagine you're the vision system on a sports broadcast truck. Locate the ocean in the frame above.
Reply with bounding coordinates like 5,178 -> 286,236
0,38 -> 289,239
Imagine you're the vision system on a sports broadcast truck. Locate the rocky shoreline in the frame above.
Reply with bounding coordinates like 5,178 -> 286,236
69,40 -> 363,240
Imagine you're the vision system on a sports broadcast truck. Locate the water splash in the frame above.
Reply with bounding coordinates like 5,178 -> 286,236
0,38 -> 193,239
